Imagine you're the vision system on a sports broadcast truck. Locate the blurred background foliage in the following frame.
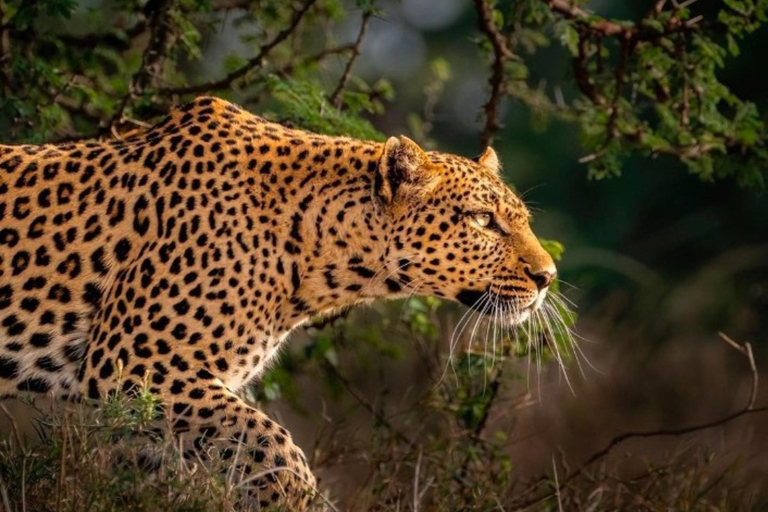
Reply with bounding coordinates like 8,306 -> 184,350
1,0 -> 768,510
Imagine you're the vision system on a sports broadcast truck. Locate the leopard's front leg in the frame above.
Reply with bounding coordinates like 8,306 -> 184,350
79,256 -> 318,510
173,380 -> 317,510
81,342 -> 317,510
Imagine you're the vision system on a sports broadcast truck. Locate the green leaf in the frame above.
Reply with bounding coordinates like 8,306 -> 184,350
539,239 -> 565,261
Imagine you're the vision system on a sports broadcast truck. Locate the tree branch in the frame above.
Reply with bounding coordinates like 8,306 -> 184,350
543,0 -> 627,36
573,29 -> 603,105
159,0 -> 318,96
104,0 -> 176,135
456,366 -> 504,489
329,10 -> 372,108
542,0 -> 723,40
137,0 -> 176,93
473,0 -> 515,148
275,43 -> 356,77
321,361 -> 417,450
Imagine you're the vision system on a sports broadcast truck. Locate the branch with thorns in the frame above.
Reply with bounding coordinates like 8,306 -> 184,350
103,0 -> 177,136
328,10 -> 372,108
472,0 -> 516,148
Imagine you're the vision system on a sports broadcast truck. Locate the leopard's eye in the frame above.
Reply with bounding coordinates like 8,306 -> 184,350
473,212 -> 493,229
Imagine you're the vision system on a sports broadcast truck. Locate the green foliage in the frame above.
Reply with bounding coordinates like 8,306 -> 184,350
401,296 -> 442,340
266,75 -> 387,141
0,0 -> 392,142
475,0 -> 768,189
538,238 -> 566,262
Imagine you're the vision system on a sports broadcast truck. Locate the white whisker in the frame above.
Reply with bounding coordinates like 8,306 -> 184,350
466,294 -> 492,374
439,292 -> 490,385
539,307 -> 575,395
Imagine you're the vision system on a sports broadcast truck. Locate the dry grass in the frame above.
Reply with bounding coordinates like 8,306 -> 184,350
0,397 -> 763,512
0,368 -> 764,512
0,390 -> 240,512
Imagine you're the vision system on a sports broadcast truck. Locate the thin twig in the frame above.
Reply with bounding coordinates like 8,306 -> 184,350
413,449 -> 422,512
274,42 -> 356,78
543,0 -> 627,36
650,0 -> 669,17
573,30 -> 603,105
718,332 -> 758,410
552,455 -> 564,512
542,0 -> 723,39
578,332 -> 761,470
0,470 -> 11,512
329,10 -> 372,107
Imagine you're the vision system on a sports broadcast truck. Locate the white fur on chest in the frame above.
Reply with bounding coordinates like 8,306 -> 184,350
223,332 -> 291,391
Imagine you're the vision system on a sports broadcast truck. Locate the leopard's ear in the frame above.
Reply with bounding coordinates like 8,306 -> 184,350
375,136 -> 430,204
476,146 -> 500,174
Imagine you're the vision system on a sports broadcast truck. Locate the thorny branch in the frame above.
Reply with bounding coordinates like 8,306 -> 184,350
472,0 -> 515,148
578,34 -> 634,164
105,0 -> 176,135
329,11 -> 372,108
539,0 -> 756,167
541,0 -> 719,40
574,30 -> 603,105
275,43 -> 356,78
160,0 -> 319,96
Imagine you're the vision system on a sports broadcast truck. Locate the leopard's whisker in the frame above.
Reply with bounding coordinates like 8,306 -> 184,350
466,294 -> 493,374
545,296 -> 599,375
439,292 -> 490,385
533,309 -> 544,397
539,306 -> 575,395
541,301 -> 583,380
549,288 -> 579,309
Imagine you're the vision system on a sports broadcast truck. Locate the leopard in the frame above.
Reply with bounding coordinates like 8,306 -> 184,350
0,96 -> 556,509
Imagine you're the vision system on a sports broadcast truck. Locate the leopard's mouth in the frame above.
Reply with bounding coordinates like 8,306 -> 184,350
455,287 -> 541,325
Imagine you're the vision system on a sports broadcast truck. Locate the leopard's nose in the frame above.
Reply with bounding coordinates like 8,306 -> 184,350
524,267 -> 556,290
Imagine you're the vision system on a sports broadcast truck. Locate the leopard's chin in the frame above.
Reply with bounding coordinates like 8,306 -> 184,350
509,291 -> 549,325
508,308 -> 531,325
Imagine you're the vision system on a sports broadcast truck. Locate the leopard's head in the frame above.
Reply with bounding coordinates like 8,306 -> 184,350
376,136 -> 556,325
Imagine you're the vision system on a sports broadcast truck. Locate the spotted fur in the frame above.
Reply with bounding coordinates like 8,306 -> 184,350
0,96 -> 555,509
